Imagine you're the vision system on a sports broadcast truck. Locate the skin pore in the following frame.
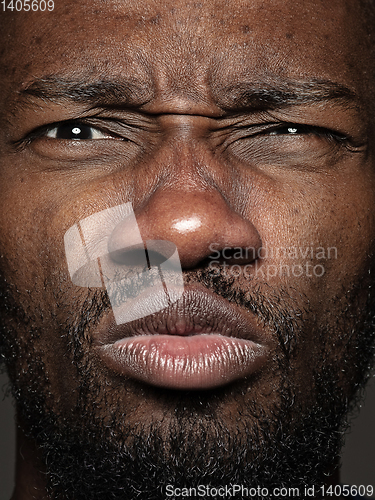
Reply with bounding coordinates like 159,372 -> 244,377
1,0 -> 375,498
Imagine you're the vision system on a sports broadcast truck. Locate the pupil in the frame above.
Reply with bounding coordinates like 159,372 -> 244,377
56,123 -> 92,140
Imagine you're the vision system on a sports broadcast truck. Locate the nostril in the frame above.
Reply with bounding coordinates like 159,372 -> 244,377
108,239 -> 178,269
109,244 -> 148,266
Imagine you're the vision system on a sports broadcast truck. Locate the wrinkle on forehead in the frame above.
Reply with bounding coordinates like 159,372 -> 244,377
0,0 -> 374,117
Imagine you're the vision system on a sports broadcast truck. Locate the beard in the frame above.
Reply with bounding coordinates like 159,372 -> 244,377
1,266 -> 375,500
32,384 -> 347,500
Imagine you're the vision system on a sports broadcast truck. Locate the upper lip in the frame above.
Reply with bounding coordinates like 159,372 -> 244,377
92,283 -> 269,347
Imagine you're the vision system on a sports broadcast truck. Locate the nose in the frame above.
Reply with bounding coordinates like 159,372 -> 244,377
109,188 -> 261,270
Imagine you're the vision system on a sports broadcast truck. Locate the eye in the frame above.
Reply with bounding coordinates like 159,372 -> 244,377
267,123 -> 346,142
269,125 -> 301,136
45,122 -> 116,140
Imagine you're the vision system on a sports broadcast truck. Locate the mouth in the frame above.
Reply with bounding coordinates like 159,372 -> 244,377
94,284 -> 270,390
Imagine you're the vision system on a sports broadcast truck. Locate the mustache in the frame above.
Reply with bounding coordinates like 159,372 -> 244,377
68,263 -> 307,355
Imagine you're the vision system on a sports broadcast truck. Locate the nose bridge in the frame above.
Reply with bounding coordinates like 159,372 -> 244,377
158,117 -> 214,180
150,120 -> 227,193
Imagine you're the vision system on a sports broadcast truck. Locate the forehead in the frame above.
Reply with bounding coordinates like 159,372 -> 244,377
0,0 -> 373,111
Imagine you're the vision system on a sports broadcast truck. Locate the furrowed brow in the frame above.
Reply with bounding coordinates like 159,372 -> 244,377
216,79 -> 359,112
16,76 -> 154,108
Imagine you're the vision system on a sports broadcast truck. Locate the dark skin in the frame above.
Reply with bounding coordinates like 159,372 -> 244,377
1,0 -> 375,498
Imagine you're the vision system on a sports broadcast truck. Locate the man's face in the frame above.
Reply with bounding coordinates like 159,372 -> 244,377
1,0 -> 375,497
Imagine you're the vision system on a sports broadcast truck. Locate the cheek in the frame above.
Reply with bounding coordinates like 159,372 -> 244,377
0,175 -> 65,322
249,165 -> 375,313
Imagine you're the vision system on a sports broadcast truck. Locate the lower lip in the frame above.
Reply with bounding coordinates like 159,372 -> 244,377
97,334 -> 267,390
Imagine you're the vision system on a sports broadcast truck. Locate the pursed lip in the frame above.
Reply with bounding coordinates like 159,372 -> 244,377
94,284 -> 271,390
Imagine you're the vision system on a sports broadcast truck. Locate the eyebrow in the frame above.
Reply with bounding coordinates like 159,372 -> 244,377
17,76 -> 154,108
16,75 -> 359,114
216,79 -> 359,112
